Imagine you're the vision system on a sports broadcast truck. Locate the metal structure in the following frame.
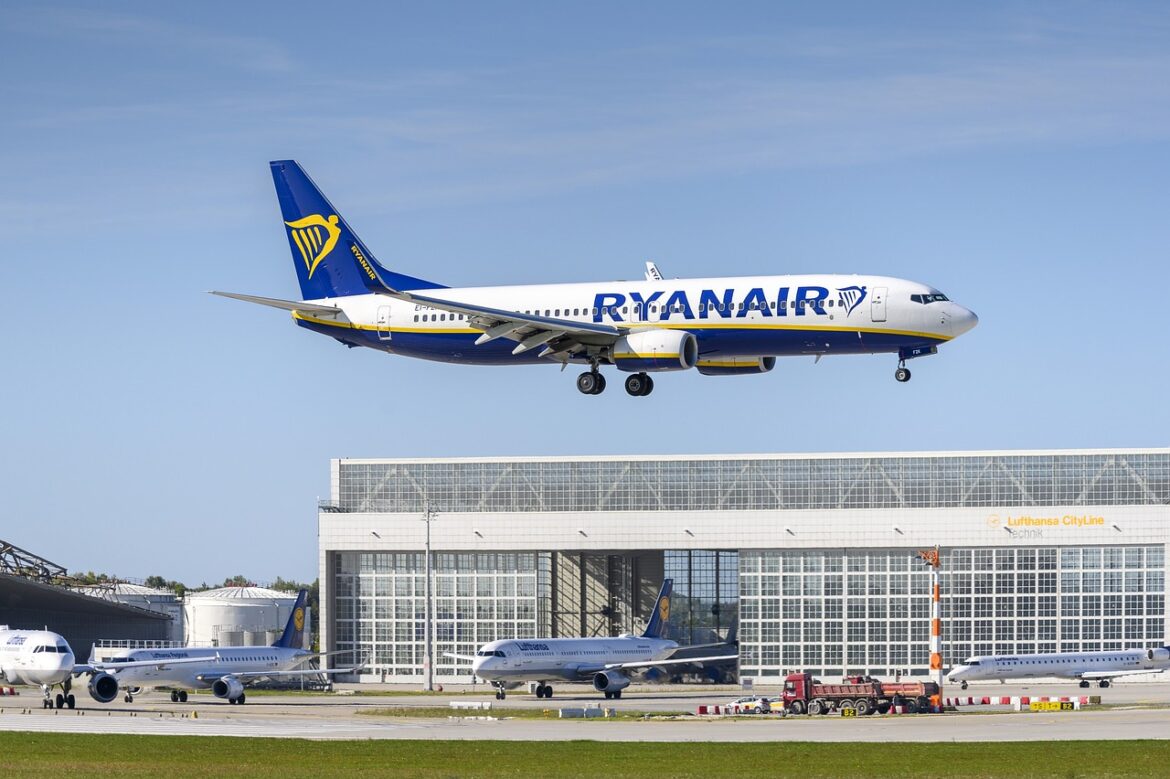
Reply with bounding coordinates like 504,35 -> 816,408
0,539 -> 71,584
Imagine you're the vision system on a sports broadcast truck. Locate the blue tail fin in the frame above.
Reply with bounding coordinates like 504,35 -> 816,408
641,579 -> 673,639
270,160 -> 444,299
272,589 -> 309,649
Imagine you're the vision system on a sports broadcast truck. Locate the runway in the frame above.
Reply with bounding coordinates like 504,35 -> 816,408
2,683 -> 1170,741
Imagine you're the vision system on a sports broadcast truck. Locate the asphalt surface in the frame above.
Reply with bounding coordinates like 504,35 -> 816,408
2,682 -> 1169,742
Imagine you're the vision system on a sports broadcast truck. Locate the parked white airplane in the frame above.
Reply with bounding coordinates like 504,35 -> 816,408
213,160 -> 978,396
0,626 -> 205,709
84,590 -> 358,705
445,580 -> 737,700
947,646 -> 1170,689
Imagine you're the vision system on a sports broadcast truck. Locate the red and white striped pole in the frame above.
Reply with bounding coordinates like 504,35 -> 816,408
918,546 -> 943,693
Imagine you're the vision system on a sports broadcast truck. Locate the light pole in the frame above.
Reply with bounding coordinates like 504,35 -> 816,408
422,503 -> 437,692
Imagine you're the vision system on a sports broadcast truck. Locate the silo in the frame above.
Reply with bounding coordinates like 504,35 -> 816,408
183,587 -> 306,648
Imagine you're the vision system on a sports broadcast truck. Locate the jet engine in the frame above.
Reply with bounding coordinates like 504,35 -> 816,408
212,677 -> 245,701
1148,648 -> 1170,662
87,672 -> 120,703
696,356 -> 776,376
592,670 -> 631,693
611,330 -> 697,372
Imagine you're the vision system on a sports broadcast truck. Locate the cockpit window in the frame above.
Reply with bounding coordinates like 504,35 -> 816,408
911,293 -> 950,304
963,659 -> 980,666
57,645 -> 70,653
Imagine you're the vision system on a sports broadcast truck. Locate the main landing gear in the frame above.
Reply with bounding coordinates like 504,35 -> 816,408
603,690 -> 623,700
535,684 -> 554,699
895,362 -> 912,383
624,373 -> 653,397
576,369 -> 606,395
169,690 -> 189,703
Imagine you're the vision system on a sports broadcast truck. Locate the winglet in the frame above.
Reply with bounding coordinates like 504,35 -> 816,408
641,579 -> 673,639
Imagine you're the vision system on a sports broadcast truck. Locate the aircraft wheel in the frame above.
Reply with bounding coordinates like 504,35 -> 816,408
171,691 -> 179,703
593,373 -> 606,394
1079,680 -> 1090,688
545,686 -> 553,699
624,373 -> 649,397
642,375 -> 654,396
613,690 -> 621,699
960,681 -> 968,690
577,372 -> 599,395
179,691 -> 188,703
1099,680 -> 1110,688
124,694 -> 133,703
56,693 -> 64,709
895,367 -> 911,383
238,693 -> 246,704
66,694 -> 75,709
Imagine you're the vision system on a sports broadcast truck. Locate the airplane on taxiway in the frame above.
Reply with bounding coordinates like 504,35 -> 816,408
213,160 -> 978,396
444,579 -> 737,700
83,590 -> 360,705
947,646 -> 1170,689
0,625 -> 205,709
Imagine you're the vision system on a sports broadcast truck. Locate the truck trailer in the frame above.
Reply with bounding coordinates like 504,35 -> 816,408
780,672 -> 940,715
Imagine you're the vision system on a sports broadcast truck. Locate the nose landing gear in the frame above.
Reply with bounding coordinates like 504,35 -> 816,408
895,362 -> 911,383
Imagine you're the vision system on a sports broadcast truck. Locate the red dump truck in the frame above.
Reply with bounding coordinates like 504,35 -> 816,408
780,672 -> 940,715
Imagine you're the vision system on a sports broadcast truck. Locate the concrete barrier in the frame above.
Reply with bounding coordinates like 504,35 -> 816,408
559,706 -> 613,719
0,687 -> 18,696
449,701 -> 493,710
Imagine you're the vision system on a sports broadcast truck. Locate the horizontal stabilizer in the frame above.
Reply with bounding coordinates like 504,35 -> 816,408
210,291 -> 342,315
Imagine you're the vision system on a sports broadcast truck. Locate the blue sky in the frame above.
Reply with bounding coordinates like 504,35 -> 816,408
2,2 -> 1167,585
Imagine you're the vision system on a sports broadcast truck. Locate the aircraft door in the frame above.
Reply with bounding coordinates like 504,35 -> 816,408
870,287 -> 887,322
376,305 -> 392,341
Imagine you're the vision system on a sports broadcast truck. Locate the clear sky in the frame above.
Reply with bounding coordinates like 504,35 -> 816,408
2,2 -> 1167,586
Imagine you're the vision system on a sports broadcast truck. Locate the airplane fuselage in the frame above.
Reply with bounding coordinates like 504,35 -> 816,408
291,274 -> 975,366
0,629 -> 75,688
948,647 -> 1170,684
472,636 -> 679,683
103,646 -> 314,690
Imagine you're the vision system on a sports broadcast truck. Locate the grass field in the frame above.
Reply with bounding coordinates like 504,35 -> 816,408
2,733 -> 1168,778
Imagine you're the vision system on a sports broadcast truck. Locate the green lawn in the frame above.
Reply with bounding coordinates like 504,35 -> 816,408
2,734 -> 1168,778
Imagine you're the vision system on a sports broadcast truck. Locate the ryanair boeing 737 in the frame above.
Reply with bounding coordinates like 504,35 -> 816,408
214,161 -> 978,396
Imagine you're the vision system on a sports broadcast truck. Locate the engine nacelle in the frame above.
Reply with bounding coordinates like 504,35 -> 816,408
696,356 -> 776,376
88,672 -> 120,703
212,676 -> 245,701
611,330 -> 697,372
592,670 -> 631,693
1148,648 -> 1170,662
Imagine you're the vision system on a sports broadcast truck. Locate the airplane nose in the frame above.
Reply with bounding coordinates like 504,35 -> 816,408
952,306 -> 978,336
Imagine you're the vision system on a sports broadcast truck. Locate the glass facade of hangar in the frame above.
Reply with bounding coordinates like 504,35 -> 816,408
331,552 -> 550,679
333,453 -> 1170,514
739,545 -> 1166,679
664,551 -> 739,644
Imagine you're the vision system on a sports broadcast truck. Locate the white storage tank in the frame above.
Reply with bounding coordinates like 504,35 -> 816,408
183,587 -> 309,649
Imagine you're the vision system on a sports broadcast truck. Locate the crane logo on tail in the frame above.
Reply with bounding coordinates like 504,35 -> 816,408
658,594 -> 670,625
285,214 -> 341,279
293,607 -> 305,632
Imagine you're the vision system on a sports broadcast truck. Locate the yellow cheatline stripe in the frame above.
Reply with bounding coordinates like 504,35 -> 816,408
613,352 -> 680,360
290,231 -> 310,266
292,312 -> 948,341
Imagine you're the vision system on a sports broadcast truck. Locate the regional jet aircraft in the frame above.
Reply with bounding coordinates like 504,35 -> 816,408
947,647 -> 1170,689
83,590 -> 359,705
213,161 -> 978,396
444,580 -> 737,700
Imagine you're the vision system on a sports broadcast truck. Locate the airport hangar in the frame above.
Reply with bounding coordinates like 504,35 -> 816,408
317,448 -> 1170,684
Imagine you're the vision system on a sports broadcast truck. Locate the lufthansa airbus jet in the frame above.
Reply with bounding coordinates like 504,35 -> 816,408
947,646 -> 1170,689
444,580 -> 736,700
213,161 -> 978,396
82,590 -> 359,705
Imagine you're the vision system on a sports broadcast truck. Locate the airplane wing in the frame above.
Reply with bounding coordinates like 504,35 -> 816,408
604,653 -> 739,672
74,655 -> 213,675
1077,669 -> 1167,680
209,291 -> 343,315
376,287 -> 625,362
195,664 -> 364,683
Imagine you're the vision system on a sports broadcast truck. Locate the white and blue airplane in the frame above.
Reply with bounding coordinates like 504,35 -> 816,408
444,580 -> 737,700
84,590 -> 358,705
947,646 -> 1170,689
213,161 -> 978,396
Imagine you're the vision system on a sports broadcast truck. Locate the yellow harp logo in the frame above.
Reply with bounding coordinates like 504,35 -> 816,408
658,595 -> 670,624
293,607 -> 305,631
285,214 -> 341,278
